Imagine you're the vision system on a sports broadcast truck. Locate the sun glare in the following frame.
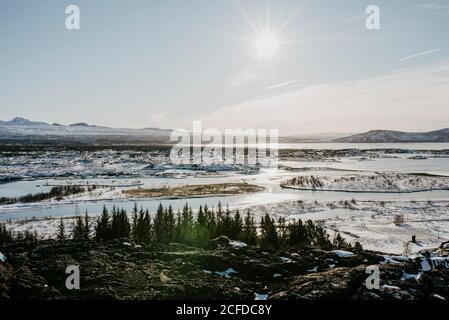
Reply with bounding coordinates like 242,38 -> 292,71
253,32 -> 280,60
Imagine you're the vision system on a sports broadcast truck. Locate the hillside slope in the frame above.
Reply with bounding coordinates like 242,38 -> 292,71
334,128 -> 449,143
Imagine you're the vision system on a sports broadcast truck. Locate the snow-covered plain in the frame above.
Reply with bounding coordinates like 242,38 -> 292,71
249,200 -> 449,254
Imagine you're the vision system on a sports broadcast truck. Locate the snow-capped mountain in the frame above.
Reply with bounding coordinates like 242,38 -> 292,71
0,117 -> 49,126
334,128 -> 449,143
0,117 -> 173,145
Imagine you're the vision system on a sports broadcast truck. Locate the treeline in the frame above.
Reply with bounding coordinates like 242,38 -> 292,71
0,176 -> 21,185
0,224 -> 38,244
0,185 -> 91,205
2,203 -> 361,252
82,203 -> 358,251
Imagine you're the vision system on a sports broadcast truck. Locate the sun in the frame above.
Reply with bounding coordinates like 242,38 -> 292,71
253,32 -> 280,60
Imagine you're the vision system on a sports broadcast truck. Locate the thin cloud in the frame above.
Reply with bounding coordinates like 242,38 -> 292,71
265,79 -> 302,90
343,15 -> 365,24
399,48 -> 442,62
198,60 -> 449,135
414,1 -> 449,15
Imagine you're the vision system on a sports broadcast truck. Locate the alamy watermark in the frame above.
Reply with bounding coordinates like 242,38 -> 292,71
365,265 -> 380,290
65,265 -> 80,290
170,121 -> 279,168
65,5 -> 80,30
365,5 -> 380,30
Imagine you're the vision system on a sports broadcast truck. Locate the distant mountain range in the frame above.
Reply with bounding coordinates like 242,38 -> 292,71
1,117 -> 448,145
334,128 -> 449,143
0,117 -> 172,146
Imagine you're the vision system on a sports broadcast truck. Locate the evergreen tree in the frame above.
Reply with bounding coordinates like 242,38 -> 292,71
56,217 -> 66,241
353,242 -> 363,252
197,205 -> 206,227
23,230 -> 37,243
332,232 -> 350,250
242,209 -> 257,245
133,206 -> 150,243
179,203 -> 194,244
153,203 -> 164,243
109,206 -> 130,239
260,213 -> 279,249
305,220 -> 332,249
133,206 -> 144,243
174,209 -> 182,242
143,209 -> 152,243
215,202 -> 224,235
83,211 -> 91,239
222,205 -> 232,237
95,206 -> 111,240
287,219 -> 309,248
122,208 -> 131,238
73,215 -> 85,240
277,216 -> 288,248
195,205 -> 209,245
205,205 -> 217,238
115,208 -> 131,239
166,205 -> 175,242
110,205 -> 120,238
131,202 -> 138,241
0,223 -> 13,245
231,210 -> 243,240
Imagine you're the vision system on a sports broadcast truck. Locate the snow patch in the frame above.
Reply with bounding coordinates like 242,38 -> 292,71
229,241 -> 247,248
307,266 -> 318,273
332,250 -> 354,258
401,272 -> 422,281
215,268 -> 238,278
381,255 -> 402,265
279,256 -> 293,263
254,293 -> 268,300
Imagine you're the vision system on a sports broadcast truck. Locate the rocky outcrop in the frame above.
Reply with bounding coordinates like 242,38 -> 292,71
1,239 -> 448,300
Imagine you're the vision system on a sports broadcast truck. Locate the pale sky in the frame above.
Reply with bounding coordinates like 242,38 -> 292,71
1,0 -> 448,135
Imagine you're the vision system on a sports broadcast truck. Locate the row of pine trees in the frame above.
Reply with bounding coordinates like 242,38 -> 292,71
52,202 -> 358,251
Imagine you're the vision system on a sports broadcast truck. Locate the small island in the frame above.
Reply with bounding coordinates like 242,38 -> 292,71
123,182 -> 265,199
281,173 -> 449,193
